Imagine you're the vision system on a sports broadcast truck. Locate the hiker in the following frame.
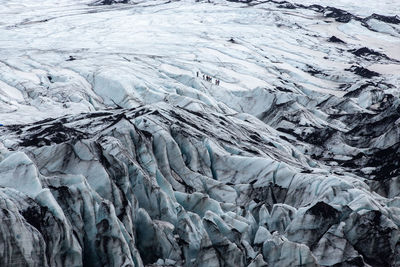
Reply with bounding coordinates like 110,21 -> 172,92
203,74 -> 205,80
197,71 -> 199,77
215,79 -> 218,85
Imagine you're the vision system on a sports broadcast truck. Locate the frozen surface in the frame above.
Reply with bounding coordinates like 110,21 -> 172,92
0,0 -> 399,266
292,0 -> 400,16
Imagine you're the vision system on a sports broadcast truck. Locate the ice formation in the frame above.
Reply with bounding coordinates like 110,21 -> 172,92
0,0 -> 399,266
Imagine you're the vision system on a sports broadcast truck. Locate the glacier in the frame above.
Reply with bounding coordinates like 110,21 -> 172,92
0,0 -> 399,266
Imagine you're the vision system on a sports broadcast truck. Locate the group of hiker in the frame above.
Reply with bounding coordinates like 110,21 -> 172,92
197,71 -> 220,86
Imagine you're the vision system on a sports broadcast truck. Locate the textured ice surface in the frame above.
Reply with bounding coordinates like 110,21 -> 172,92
0,0 -> 399,266
291,0 -> 400,16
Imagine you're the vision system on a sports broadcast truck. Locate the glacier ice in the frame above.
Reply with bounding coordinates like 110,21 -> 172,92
0,0 -> 399,266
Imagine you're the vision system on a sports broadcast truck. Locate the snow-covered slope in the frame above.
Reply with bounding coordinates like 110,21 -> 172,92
0,0 -> 399,266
